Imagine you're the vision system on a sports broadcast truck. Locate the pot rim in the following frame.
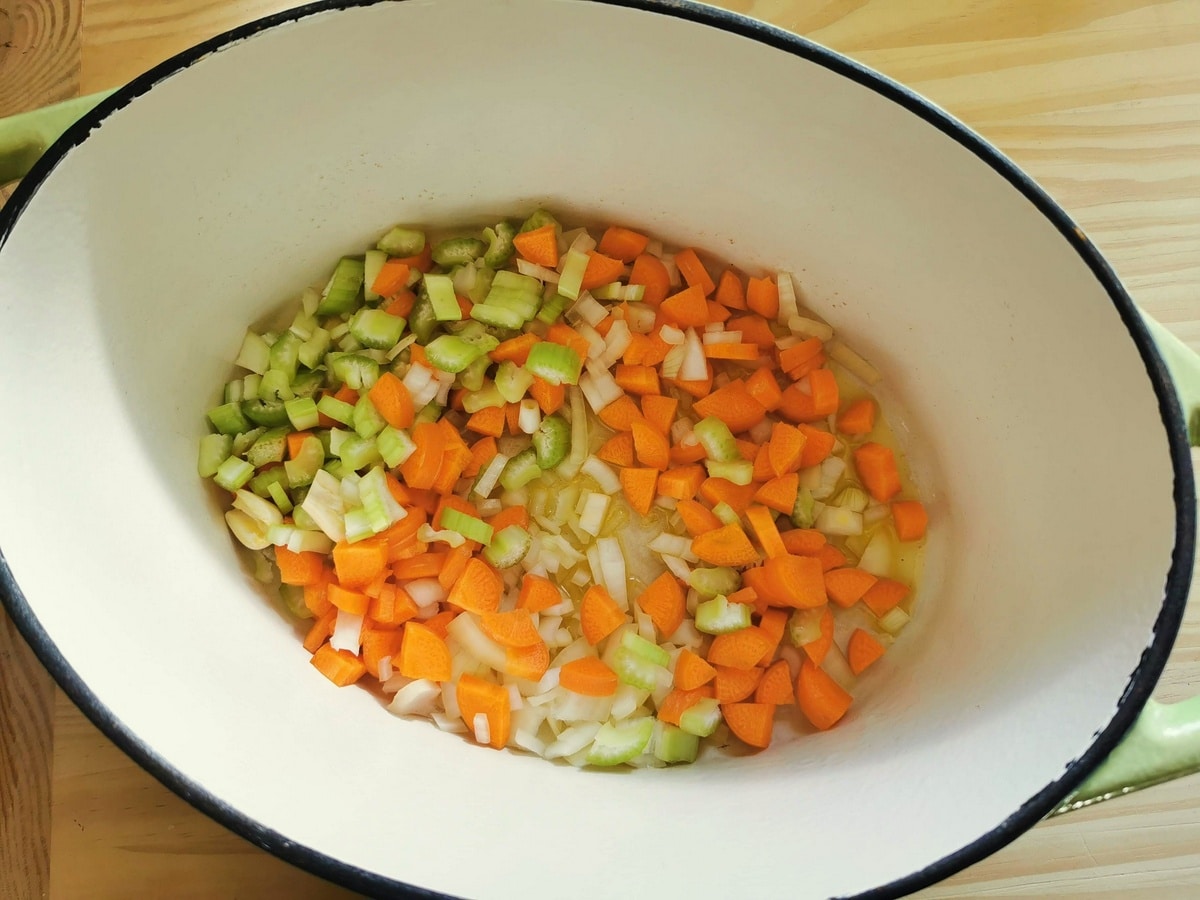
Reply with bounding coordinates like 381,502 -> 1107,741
0,1 -> 1193,897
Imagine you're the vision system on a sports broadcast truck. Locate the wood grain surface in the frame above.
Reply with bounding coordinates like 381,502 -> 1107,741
1,0 -> 1199,897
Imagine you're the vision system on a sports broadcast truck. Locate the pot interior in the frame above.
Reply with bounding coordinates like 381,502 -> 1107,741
0,1 -> 1182,897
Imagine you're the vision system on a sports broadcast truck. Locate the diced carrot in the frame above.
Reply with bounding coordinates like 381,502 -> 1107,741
691,523 -> 760,567
512,224 -> 558,268
704,341 -> 758,361
614,364 -> 661,396
310,643 -> 367,687
580,585 -> 626,645
505,639 -> 550,682
546,322 -> 590,364
505,402 -> 522,436
457,673 -> 511,749
715,269 -> 746,309
580,251 -> 625,291
598,395 -> 646,431
744,505 -> 787,559
824,567 -> 878,608
669,442 -> 708,465
722,701 -> 776,748
760,554 -> 826,608
790,352 -> 829,382
698,478 -> 758,515
560,656 -> 619,696
673,648 -> 717,691
752,444 -> 775,482
892,500 -> 928,541
400,421 -> 446,490
630,420 -> 670,470
397,621 -> 452,682
778,368 -> 840,422
746,276 -> 779,318
660,284 -> 709,327
327,583 -> 370,616
728,586 -> 760,609
735,438 -> 759,463
668,368 -> 714,399
303,608 -> 337,654
408,345 -> 429,369
596,431 -> 636,467
797,425 -> 835,467
489,332 -> 539,365
853,442 -> 901,502
657,465 -> 705,502
676,498 -> 723,536
780,528 -> 825,556
641,332 -> 674,367
692,381 -> 767,434
622,333 -> 652,366
637,571 -> 685,637
847,629 -> 886,675
837,397 -> 876,436
436,493 -> 481,532
754,658 -> 795,705
436,544 -> 473,593
620,466 -> 659,517
712,665 -> 764,704
674,248 -> 716,296
528,377 -> 565,415
778,337 -> 824,377
861,578 -> 910,617
708,628 -> 773,669
303,570 -> 334,617
422,610 -> 457,640
629,254 -> 671,305
657,686 -> 715,726
744,369 -> 783,418
368,585 -> 419,627
446,558 -> 502,615
801,607 -> 835,665
640,394 -> 677,435
728,315 -> 777,349
753,473 -> 799,516
331,538 -> 389,589
371,259 -> 411,298
597,225 -> 649,262
393,552 -> 447,581
275,546 -> 326,586
464,436 -> 498,479
367,372 -> 415,430
593,314 -> 616,338
480,609 -> 541,648
286,431 -> 313,459
518,573 -> 561,613
432,443 -> 474,496
796,659 -> 852,730
361,628 -> 406,680
756,608 -> 788,667
486,505 -> 528,535
383,288 -> 416,318
818,544 -> 845,572
768,422 -> 807,476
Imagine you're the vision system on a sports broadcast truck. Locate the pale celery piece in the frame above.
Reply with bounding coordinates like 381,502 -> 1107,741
679,698 -> 722,738
695,594 -> 752,635
586,717 -> 654,766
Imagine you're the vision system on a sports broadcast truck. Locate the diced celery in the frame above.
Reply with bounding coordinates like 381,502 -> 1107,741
688,567 -> 741,598
712,502 -> 740,526
285,396 -> 320,431
493,269 -> 542,294
246,427 -> 289,468
214,456 -> 255,491
338,433 -> 382,471
224,379 -> 244,404
611,647 -> 663,691
329,353 -> 380,390
241,373 -> 261,401
258,369 -> 294,402
520,208 -> 560,233
485,286 -> 541,321
619,630 -> 670,667
316,257 -> 365,316
694,416 -> 739,462
678,698 -> 721,738
557,248 -> 590,301
231,427 -> 265,456
344,507 -> 376,543
297,327 -> 331,370
483,222 -> 517,267
269,331 -> 301,381
317,395 -> 355,426
457,355 -> 490,392
432,236 -> 486,267
424,334 -> 485,374
363,249 -> 388,302
424,273 -> 462,321
466,266 -> 496,305
654,722 -> 700,764
483,525 -> 531,568
377,225 -> 425,257
463,384 -> 506,413
278,584 -> 310,619
878,607 -> 910,635
352,394 -> 387,439
207,401 -> 249,435
706,459 -> 753,485
350,308 -> 406,350
249,465 -> 289,499
414,402 -> 443,426
235,331 -> 272,374
408,293 -> 438,343
267,480 -> 294,515
695,594 -> 752,634
197,433 -> 233,478
290,371 -> 322,398
537,292 -> 571,324
524,342 -> 581,386
586,717 -> 654,767
500,448 -> 541,491
495,360 -> 535,402
440,508 -> 494,545
241,398 -> 290,428
377,426 -> 416,467
792,487 -> 816,528
470,302 -> 526,330
788,607 -> 824,647
532,414 -> 570,469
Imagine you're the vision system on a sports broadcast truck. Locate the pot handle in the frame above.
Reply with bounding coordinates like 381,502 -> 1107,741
0,91 -> 114,186
1054,314 -> 1200,814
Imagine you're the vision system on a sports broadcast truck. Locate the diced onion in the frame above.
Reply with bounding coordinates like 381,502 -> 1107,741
649,532 -> 696,562
233,490 -> 283,526
661,554 -> 692,581
472,453 -> 510,499
626,304 -> 656,333
680,328 -> 707,381
788,315 -> 834,342
330,609 -> 364,655
447,613 -> 507,670
432,711 -> 467,734
827,340 -> 882,386
388,679 -> 441,717
545,722 -> 602,758
225,510 -> 270,550
578,492 -> 611,537
518,399 -> 542,434
472,713 -> 491,745
570,294 -> 608,328
659,325 -> 686,345
600,320 -> 633,367
406,578 -> 447,609
777,271 -> 801,323
660,344 -> 686,379
581,456 -> 621,494
516,258 -> 559,283
702,330 -> 742,344
879,607 -> 910,635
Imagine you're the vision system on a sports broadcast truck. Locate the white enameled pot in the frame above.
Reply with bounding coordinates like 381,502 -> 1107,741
1,2 -> 1198,898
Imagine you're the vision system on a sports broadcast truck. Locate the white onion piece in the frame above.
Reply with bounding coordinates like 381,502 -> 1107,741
815,505 -> 863,536
377,656 -> 394,682
661,253 -> 681,287
777,271 -> 801,323
567,229 -> 597,255
659,324 -> 686,345
612,685 -> 647,720
388,679 -> 441,717
600,319 -> 633,367
299,469 -> 346,542
518,399 -> 542,434
581,456 -> 621,494
661,553 -> 692,581
679,328 -> 708,381
432,711 -> 467,734
649,533 -> 695,561
544,722 -> 602,758
446,613 -> 507,670
578,492 -> 611,537
233,490 -> 283,526
788,314 -> 834,342
514,730 -> 546,756
330,609 -> 364,655
667,618 -> 704,651
702,330 -> 742,344
472,452 -> 510,499
644,238 -> 664,258
670,416 -> 694,444
660,343 -> 686,380
516,258 -> 559,283
472,713 -> 491,746
626,304 -> 656,333
827,340 -> 881,385
571,294 -> 609,329
879,607 -> 910,635
858,528 -> 897,578
224,510 -> 271,550
405,578 -> 447,608
597,537 -> 628,608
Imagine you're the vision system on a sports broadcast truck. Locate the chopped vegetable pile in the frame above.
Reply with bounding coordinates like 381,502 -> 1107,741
199,209 -> 928,766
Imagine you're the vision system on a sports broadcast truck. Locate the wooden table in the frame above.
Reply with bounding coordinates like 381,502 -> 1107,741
2,0 -> 1199,896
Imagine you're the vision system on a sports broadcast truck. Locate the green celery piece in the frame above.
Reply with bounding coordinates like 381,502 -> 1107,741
249,465 -> 289,499
483,222 -> 517,267
520,208 -> 560,233
285,436 -> 325,488
197,433 -> 233,478
352,394 -> 387,439
316,257 -> 365,316
586,718 -> 654,767
241,398 -> 290,428
712,502 -> 740,526
706,459 -> 753,485
462,384 -> 505,414
223,379 -> 244,404
363,249 -> 388,302
424,273 -> 462,322
292,504 -> 319,532
524,342 -> 581,386
458,355 -> 490,392
235,331 -> 272,375
290,370 -> 323,398
424,334 -> 484,374
695,416 -> 739,462
689,567 -> 742,598
483,284 -> 540,320
328,353 -> 380,391
239,374 -> 260,401
231,427 -> 265,456
432,236 -> 486,267
470,303 -> 526,330
492,270 -> 541,294
297,328 -> 331,370
344,507 -> 376,543
269,331 -> 302,381
494,360 -> 535,403
695,594 -> 752,635
678,698 -> 722,738
246,427 -> 290,468
278,584 -> 310,619
465,266 -> 495,305
377,225 -> 425,257
207,401 -> 249,435
214,457 -> 255,492
285,396 -> 320,431
536,293 -> 571,324
500,448 -> 541,491
792,487 -> 816,528
350,308 -> 406,350
654,723 -> 700,764
619,630 -> 670,667
557,248 -> 589,301
258,369 -> 294,402
611,646 -> 662,691
440,508 -> 495,545
267,480 -> 294,515
376,426 -> 416,467
338,433 -> 382,471
316,394 -> 355,426
408,293 -> 438,343
532,414 -> 570,469
483,525 -> 532,569
413,402 -> 443,427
